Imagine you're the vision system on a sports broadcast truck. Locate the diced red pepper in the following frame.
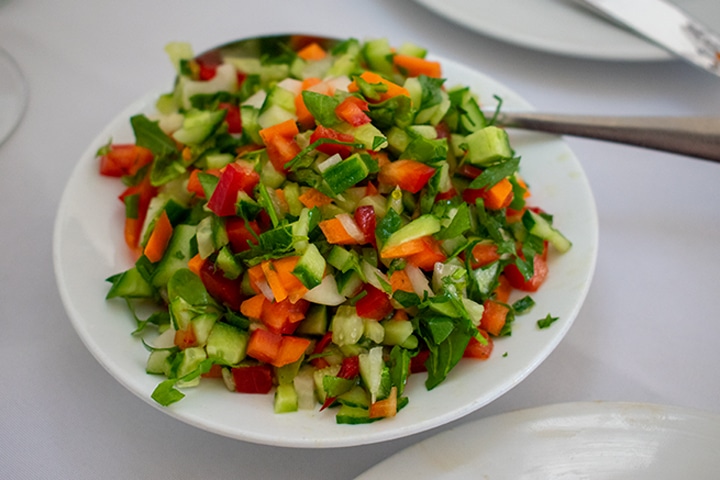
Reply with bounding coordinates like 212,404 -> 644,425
118,173 -> 156,251
410,349 -> 430,373
218,102 -> 242,134
338,356 -> 360,379
378,159 -> 436,194
309,125 -> 356,158
99,144 -> 154,177
353,205 -> 376,246
198,260 -> 245,310
355,284 -> 394,320
206,163 -> 260,216
226,218 -> 261,253
231,365 -> 274,394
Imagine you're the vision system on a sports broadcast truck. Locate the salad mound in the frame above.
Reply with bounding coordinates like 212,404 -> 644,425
101,36 -> 571,424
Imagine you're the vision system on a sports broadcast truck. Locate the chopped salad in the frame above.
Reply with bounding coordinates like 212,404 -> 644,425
100,36 -> 571,424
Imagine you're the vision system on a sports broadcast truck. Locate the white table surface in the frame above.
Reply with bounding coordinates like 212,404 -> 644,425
2,1 -> 719,478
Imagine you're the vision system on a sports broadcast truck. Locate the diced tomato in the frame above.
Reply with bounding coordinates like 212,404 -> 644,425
353,205 -> 376,246
355,284 -> 394,320
504,255 -> 548,292
309,125 -> 356,158
226,218 -> 261,252
218,102 -> 242,134
198,260 -> 245,310
335,96 -> 371,127
480,300 -> 509,336
231,364 -> 274,394
378,159 -> 436,194
435,187 -> 457,201
202,364 -> 224,378
464,330 -> 494,359
99,144 -> 154,177
260,298 -> 310,335
206,163 -> 260,216
434,122 -> 452,139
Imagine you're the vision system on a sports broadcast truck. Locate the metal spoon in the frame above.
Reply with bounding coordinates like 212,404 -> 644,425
199,34 -> 720,163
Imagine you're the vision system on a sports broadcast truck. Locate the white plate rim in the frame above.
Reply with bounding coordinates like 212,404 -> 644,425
53,55 -> 598,448
412,0 -> 672,61
354,401 -> 720,478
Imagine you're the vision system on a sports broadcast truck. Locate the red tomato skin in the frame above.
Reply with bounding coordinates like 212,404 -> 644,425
464,330 -> 494,359
231,365 -> 274,394
503,254 -> 548,292
355,284 -> 394,320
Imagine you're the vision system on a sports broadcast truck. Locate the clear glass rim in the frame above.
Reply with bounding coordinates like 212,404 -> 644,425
0,45 -> 29,146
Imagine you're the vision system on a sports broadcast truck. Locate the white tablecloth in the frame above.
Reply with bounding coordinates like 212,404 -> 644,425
2,1 -> 719,478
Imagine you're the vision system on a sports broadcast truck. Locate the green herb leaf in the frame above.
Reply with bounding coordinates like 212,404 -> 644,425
537,314 -> 559,329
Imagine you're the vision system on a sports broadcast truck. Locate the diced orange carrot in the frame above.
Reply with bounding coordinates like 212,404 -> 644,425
294,77 -> 323,129
261,260 -> 288,303
247,263 -> 266,295
347,71 -> 410,103
144,210 -> 173,263
259,119 -> 301,172
365,181 -> 379,197
240,293 -> 267,319
380,236 -> 430,259
369,386 -> 398,418
390,269 -> 414,293
297,42 -> 326,61
406,237 -> 446,271
298,187 -> 333,208
318,217 -> 358,245
273,336 -> 312,367
392,54 -> 442,78
247,328 -> 283,364
273,256 -> 309,303
187,253 -> 205,276
484,178 -> 514,210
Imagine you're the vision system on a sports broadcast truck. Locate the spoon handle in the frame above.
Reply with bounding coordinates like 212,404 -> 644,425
494,112 -> 720,163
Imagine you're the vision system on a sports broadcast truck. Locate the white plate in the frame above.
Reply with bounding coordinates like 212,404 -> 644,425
53,56 -> 598,448
355,402 -> 720,479
414,0 -> 720,61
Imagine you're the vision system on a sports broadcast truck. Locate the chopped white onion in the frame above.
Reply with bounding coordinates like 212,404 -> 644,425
406,263 -> 434,298
336,213 -> 366,243
317,153 -> 342,172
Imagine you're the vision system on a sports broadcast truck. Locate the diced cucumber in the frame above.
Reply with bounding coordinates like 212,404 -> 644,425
146,349 -> 173,375
463,126 -> 512,166
196,215 -> 228,259
106,266 -> 155,299
191,312 -> 219,346
359,346 -> 384,403
313,364 -> 341,403
363,319 -> 385,344
295,304 -> 328,336
262,84 -> 296,114
257,104 -> 296,130
522,209 -> 572,253
323,375 -> 355,398
382,319 -> 414,346
381,214 -> 441,254
151,224 -> 197,288
172,109 -> 226,146
215,246 -> 242,280
274,384 -> 298,414
276,356 -> 304,386
336,385 -> 370,409
335,122 -> 387,151
240,105 -> 262,145
174,346 -> 207,387
386,126 -> 411,155
322,153 -> 371,195
335,404 -> 380,424
361,38 -> 394,76
331,305 -> 364,346
397,42 -> 427,58
292,243 -> 326,290
293,365 -> 317,410
206,322 -> 248,365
